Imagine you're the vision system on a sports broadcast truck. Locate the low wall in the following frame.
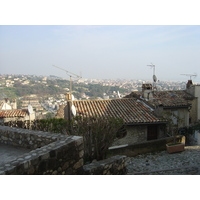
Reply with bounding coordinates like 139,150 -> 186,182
0,126 -> 127,175
108,136 -> 185,157
0,126 -> 83,175
79,155 -> 127,175
0,126 -> 66,149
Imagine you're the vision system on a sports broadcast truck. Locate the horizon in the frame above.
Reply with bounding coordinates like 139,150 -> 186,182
1,73 -> 199,84
1,25 -> 200,82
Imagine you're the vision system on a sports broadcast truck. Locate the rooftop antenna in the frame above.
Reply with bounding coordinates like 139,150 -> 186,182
117,91 -> 121,99
52,65 -> 82,95
147,63 -> 157,90
53,65 -> 82,120
180,73 -> 197,80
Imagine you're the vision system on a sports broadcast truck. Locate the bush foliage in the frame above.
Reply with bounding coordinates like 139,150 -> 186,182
3,116 -> 125,162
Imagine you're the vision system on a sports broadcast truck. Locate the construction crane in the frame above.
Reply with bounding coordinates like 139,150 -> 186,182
180,73 -> 197,80
52,65 -> 82,94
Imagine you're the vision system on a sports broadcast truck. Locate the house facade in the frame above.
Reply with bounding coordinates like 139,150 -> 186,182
61,98 -> 167,146
0,109 -> 35,124
0,98 -> 17,110
0,99 -> 35,124
125,83 -> 194,130
186,80 -> 200,122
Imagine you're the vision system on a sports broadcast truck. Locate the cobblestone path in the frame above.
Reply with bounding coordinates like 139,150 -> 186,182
125,146 -> 200,175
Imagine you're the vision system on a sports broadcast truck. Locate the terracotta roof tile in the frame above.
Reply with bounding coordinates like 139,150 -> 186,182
0,109 -> 28,118
125,90 -> 193,108
71,98 -> 164,124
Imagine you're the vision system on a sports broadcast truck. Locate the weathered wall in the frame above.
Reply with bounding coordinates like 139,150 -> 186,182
0,126 -> 127,175
108,136 -> 185,157
0,126 -> 84,175
186,84 -> 200,122
78,155 -> 127,175
112,124 -> 166,146
178,108 -> 190,127
189,98 -> 198,123
0,126 -> 65,149
195,86 -> 200,120
112,125 -> 147,146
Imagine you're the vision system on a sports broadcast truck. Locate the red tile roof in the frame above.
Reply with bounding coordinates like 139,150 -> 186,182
71,98 -> 164,125
0,109 -> 28,118
125,90 -> 193,108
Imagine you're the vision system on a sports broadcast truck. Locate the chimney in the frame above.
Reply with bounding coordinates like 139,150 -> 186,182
142,84 -> 153,100
66,93 -> 72,101
64,93 -> 72,120
186,80 -> 193,89
11,99 -> 17,109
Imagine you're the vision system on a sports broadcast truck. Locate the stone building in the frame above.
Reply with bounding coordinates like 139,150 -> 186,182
125,83 -> 194,128
0,109 -> 35,124
0,99 -> 35,124
186,80 -> 200,123
61,98 -> 167,146
0,98 -> 17,110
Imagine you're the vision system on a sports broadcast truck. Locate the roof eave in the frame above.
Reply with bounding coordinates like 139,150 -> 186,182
125,121 -> 167,126
163,105 -> 190,109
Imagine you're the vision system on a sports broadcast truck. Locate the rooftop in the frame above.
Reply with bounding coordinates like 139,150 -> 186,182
0,109 -> 28,118
125,90 -> 193,108
71,98 -> 165,125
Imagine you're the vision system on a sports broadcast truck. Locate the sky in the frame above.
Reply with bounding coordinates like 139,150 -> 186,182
0,1 -> 200,84
1,25 -> 200,82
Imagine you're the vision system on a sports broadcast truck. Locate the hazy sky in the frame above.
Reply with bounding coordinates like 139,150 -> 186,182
0,25 -> 200,82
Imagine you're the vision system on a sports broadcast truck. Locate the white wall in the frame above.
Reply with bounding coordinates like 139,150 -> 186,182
194,86 -> 200,121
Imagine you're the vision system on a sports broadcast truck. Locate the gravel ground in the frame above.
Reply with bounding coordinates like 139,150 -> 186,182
125,146 -> 200,175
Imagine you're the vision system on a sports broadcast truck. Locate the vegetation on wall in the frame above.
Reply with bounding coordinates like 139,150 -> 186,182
3,116 -> 125,163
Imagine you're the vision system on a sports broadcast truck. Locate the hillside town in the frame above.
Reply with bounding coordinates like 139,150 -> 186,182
1,73 -> 200,175
0,74 -> 196,119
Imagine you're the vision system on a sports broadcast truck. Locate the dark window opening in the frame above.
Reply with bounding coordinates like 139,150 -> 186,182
147,125 -> 158,140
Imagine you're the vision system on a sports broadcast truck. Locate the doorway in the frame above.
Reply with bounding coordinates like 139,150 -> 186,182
147,125 -> 158,140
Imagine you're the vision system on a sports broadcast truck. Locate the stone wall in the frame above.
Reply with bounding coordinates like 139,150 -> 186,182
0,126 -> 83,175
112,125 -> 147,146
0,126 -> 127,175
78,155 -> 127,175
0,126 -> 66,149
112,124 -> 166,146
109,136 -> 185,157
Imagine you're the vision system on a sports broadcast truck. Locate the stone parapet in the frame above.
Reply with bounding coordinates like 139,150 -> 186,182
0,126 -> 127,175
0,125 -> 83,175
0,126 -> 66,149
78,155 -> 127,175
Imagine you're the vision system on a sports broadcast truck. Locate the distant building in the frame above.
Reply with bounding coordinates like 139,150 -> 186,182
0,99 -> 17,110
0,109 -> 35,124
21,97 -> 43,112
0,99 -> 35,124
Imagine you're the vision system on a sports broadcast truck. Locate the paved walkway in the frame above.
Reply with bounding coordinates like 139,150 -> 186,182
0,144 -> 30,167
125,146 -> 200,175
